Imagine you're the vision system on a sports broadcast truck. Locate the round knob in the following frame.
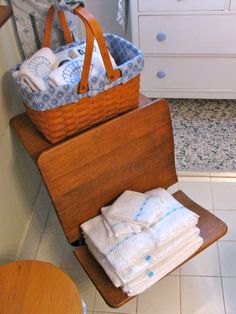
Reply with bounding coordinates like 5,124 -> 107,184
157,71 -> 166,79
156,33 -> 166,41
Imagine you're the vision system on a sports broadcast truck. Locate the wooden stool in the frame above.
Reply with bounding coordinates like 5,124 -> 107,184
10,95 -> 227,308
0,260 -> 83,314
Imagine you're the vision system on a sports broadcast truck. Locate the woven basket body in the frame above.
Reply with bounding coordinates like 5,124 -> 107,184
13,5 -> 143,143
25,75 -> 140,143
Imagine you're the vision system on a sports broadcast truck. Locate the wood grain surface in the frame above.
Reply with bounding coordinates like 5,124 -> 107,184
38,98 -> 177,243
0,260 -> 83,314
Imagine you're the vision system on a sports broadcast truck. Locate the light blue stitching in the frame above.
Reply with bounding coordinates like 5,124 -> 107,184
158,205 -> 184,222
106,205 -> 185,256
146,269 -> 154,278
134,196 -> 151,220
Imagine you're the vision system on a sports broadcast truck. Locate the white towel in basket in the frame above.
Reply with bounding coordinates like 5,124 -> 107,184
18,47 -> 57,91
49,41 -> 117,87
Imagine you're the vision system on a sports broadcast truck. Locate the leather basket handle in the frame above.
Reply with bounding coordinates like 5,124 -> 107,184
73,6 -> 121,90
43,5 -> 73,48
43,4 -> 121,94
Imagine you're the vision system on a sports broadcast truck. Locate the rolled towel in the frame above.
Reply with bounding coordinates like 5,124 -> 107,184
102,190 -> 168,229
18,47 -> 58,91
55,40 -> 117,67
85,226 -> 200,287
125,236 -> 203,296
49,41 -> 117,87
48,52 -> 109,87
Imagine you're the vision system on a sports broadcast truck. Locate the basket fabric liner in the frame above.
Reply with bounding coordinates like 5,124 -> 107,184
13,33 -> 144,112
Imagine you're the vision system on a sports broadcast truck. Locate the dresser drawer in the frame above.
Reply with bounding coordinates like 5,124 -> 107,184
139,15 -> 236,55
139,0 -> 226,12
230,0 -> 236,10
141,57 -> 236,91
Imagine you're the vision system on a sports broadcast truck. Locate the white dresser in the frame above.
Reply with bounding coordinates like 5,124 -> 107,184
130,0 -> 236,98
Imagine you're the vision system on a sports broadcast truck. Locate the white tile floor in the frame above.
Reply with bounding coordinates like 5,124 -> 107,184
34,172 -> 236,314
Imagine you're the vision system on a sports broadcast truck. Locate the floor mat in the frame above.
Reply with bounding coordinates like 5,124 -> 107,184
168,99 -> 236,171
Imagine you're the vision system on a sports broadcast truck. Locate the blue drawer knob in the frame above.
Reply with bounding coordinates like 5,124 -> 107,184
156,32 -> 166,41
157,71 -> 166,79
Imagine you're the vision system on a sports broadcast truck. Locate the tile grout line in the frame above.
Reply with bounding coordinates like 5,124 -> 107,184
92,290 -> 98,312
136,295 -> 138,314
17,178 -> 44,259
58,238 -> 68,269
33,181 -> 52,260
216,241 -> 227,314
179,274 -> 182,314
209,174 -> 216,214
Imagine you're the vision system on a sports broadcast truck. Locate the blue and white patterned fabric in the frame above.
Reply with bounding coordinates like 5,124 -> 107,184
13,34 -> 144,111
10,0 -> 83,59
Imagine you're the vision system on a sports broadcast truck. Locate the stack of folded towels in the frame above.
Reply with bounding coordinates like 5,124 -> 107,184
81,188 -> 203,296
14,41 -> 117,92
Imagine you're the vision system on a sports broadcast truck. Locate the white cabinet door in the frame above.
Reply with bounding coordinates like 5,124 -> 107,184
139,15 -> 236,54
139,0 -> 226,12
141,56 -> 236,91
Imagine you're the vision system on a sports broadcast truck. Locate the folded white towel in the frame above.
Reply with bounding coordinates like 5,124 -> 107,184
102,190 -> 168,229
86,226 -> 200,287
18,47 -> 58,91
81,204 -> 199,275
81,215 -> 157,274
86,239 -> 122,288
122,226 -> 200,285
125,236 -> 203,296
151,205 -> 199,246
102,206 -> 142,238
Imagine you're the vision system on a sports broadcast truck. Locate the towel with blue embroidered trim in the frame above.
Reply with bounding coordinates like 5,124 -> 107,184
102,206 -> 142,238
125,236 -> 203,296
82,204 -> 199,276
101,190 -> 168,237
85,226 -> 200,288
81,188 -> 203,295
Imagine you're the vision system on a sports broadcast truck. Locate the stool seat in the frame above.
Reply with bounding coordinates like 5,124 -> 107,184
0,260 -> 83,314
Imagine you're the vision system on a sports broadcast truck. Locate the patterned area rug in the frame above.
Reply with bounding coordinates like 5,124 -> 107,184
168,99 -> 236,171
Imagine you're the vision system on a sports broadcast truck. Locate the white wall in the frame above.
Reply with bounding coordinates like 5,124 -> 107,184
0,9 -> 41,263
80,0 -> 131,40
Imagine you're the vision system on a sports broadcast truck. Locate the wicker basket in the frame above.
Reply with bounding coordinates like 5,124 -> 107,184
25,75 -> 140,143
13,4 -> 143,143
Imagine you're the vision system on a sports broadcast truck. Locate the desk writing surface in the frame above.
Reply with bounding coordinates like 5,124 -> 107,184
10,94 -> 150,162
